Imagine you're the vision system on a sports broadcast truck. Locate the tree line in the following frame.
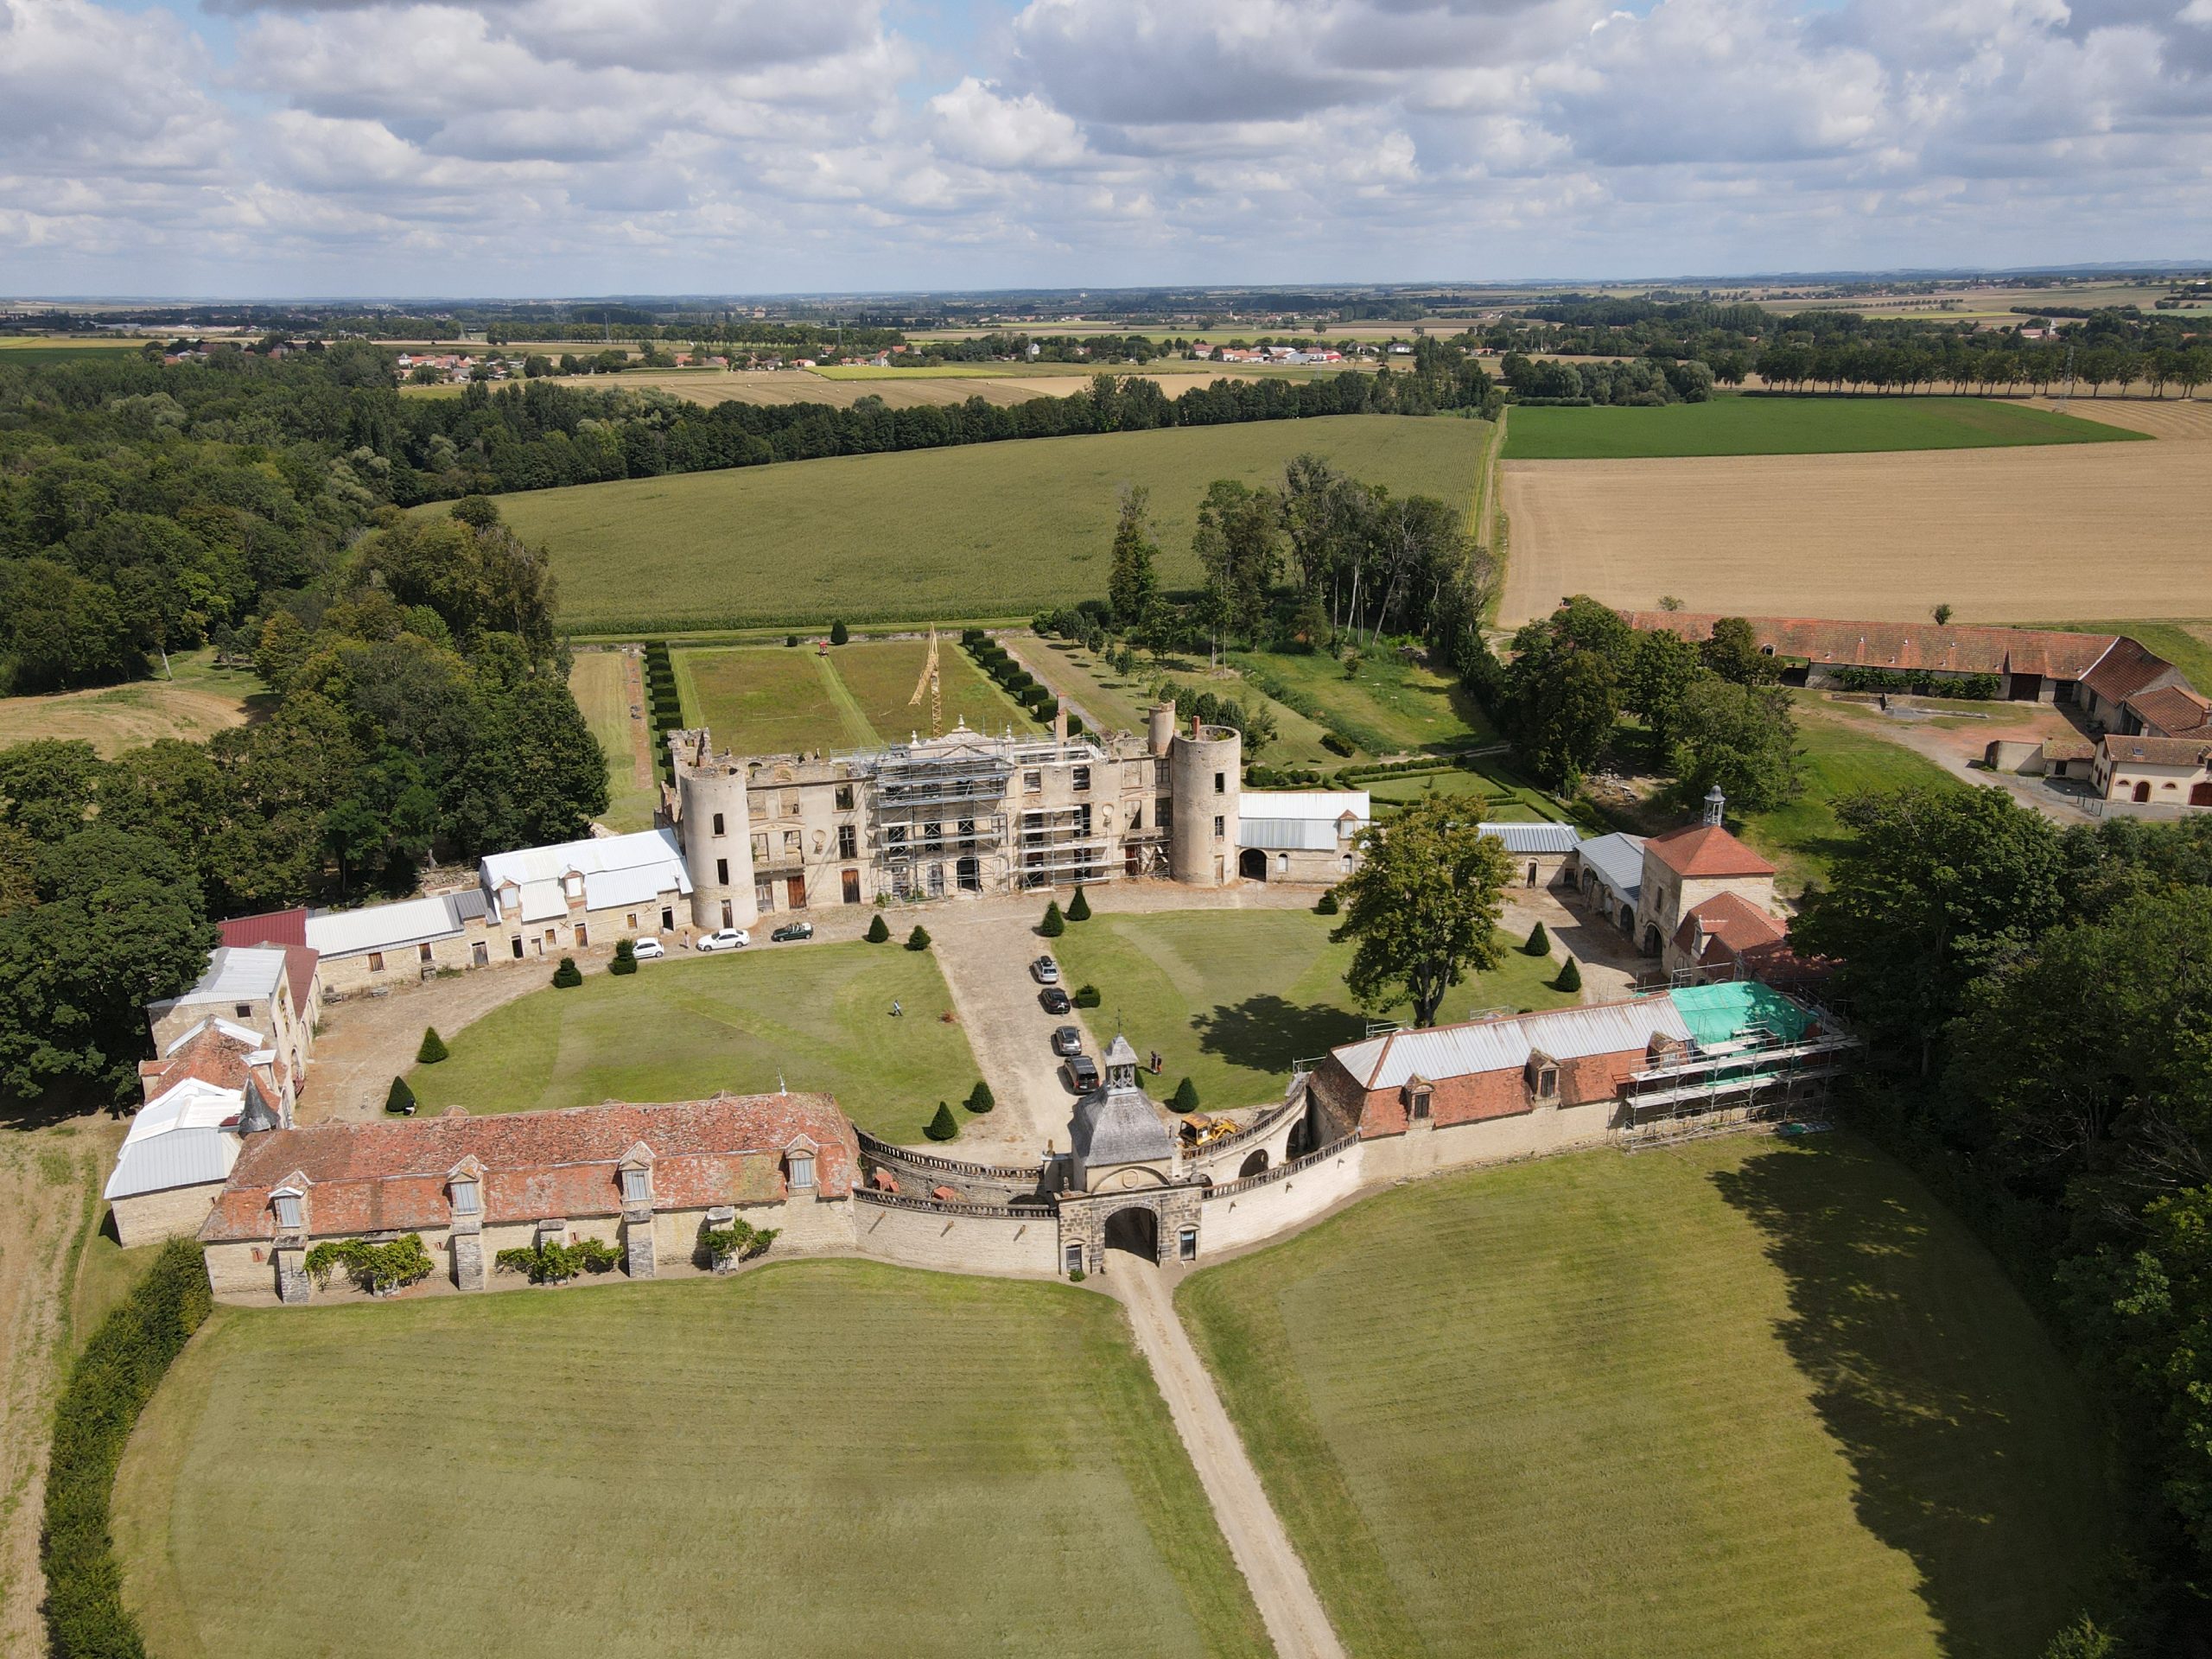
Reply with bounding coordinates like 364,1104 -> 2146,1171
0,496 -> 607,1112
1794,791 -> 2212,1649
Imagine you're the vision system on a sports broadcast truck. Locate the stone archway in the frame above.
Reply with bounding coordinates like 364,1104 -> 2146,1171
1642,924 -> 1663,956
1104,1206 -> 1160,1263
1238,1149 -> 1270,1179
1238,847 -> 1268,881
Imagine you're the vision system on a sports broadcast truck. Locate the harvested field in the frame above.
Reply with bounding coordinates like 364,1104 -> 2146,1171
1500,441 -> 2212,626
0,652 -> 259,757
543,366 -> 1343,410
489,416 -> 1485,632
2028,396 -> 2212,441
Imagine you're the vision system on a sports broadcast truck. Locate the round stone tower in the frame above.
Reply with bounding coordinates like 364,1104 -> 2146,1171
1168,718 -> 1241,886
676,759 -> 758,931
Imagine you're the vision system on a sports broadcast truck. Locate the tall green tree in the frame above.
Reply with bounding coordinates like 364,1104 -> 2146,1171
1700,616 -> 1782,685
1192,480 -> 1282,650
1793,785 -> 2066,1071
0,741 -> 104,842
1668,679 -> 1804,812
1331,793 -> 1512,1027
1625,629 -> 1706,753
1107,485 -> 1160,628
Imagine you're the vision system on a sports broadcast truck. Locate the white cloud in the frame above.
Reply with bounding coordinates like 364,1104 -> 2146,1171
1,0 -> 2208,291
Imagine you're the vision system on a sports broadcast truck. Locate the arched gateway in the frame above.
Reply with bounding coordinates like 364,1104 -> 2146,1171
1057,1034 -> 1205,1274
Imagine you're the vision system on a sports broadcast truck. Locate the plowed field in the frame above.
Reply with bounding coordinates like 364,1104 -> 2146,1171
1501,405 -> 2212,624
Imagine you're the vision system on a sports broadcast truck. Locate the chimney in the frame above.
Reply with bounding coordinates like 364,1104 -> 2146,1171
1052,698 -> 1067,746
1191,714 -> 1202,738
1148,700 -> 1175,757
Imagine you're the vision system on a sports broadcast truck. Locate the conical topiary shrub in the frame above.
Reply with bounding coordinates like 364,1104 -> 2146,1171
906,925 -> 931,951
865,913 -> 891,944
1067,885 -> 1091,922
830,620 -> 849,645
1524,921 -> 1549,956
966,1081 -> 995,1115
385,1075 -> 416,1115
924,1101 -> 959,1141
1171,1077 -> 1199,1114
1554,957 -> 1582,995
551,956 -> 582,988
1039,900 -> 1065,938
416,1027 -> 448,1065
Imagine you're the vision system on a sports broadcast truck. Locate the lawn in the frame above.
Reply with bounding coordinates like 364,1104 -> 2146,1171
1738,702 -> 1963,893
1178,1135 -> 2114,1659
1051,911 -> 1576,1113
1361,760 -> 1567,823
482,416 -> 1486,632
677,645 -> 872,754
676,639 -> 1045,757
566,649 -> 657,832
406,944 -> 982,1144
0,649 -> 264,758
1503,395 -> 2142,460
1232,648 -> 1495,757
114,1262 -> 1269,1659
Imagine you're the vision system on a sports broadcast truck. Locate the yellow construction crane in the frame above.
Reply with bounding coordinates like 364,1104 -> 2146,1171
906,626 -> 942,738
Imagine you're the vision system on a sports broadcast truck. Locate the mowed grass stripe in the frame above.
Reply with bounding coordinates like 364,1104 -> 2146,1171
1503,395 -> 2142,460
1179,1136 -> 2113,1659
480,416 -> 1485,631
406,944 -> 979,1142
116,1263 -> 1270,1659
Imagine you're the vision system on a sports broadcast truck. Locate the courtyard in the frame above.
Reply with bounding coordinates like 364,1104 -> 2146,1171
113,1262 -> 1269,1659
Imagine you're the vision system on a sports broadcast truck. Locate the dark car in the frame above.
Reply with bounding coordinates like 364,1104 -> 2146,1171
1063,1053 -> 1100,1092
770,921 -> 814,943
1052,1025 -> 1084,1057
1039,986 -> 1071,1014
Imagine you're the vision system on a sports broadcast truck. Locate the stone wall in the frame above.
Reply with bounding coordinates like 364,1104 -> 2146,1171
1199,1141 -> 1366,1255
851,1192 -> 1060,1276
111,1181 -> 226,1249
1357,1098 -> 1615,1185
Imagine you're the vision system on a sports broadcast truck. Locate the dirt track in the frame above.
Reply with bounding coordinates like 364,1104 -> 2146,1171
1501,404 -> 2212,625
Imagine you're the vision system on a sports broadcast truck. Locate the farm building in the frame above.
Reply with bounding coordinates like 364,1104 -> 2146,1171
108,1019 -> 289,1247
305,890 -> 494,993
2094,734 -> 2212,808
479,828 -> 693,956
1621,612 -> 2190,709
1477,820 -> 1582,892
146,944 -> 317,1109
1236,790 -> 1370,883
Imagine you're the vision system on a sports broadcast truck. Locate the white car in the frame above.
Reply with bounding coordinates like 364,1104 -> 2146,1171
631,938 -> 666,961
694,928 -> 750,952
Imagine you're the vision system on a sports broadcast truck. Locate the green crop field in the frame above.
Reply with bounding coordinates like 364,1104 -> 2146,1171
1503,395 -> 2143,460
1052,911 -> 1574,1112
482,416 -> 1485,632
1233,649 -> 1494,757
677,639 -> 1044,754
406,944 -> 982,1144
115,1262 -> 1268,1659
1179,1135 -> 2113,1659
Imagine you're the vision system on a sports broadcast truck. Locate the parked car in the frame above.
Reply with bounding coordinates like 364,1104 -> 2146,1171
1039,986 -> 1071,1014
631,938 -> 666,960
1063,1053 -> 1100,1092
695,928 -> 750,952
1052,1025 -> 1084,1057
1032,956 -> 1061,984
770,921 -> 814,943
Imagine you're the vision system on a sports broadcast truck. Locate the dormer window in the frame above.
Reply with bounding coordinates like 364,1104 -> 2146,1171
788,1152 -> 816,1191
1527,1055 -> 1559,1101
272,1191 -> 303,1230
620,1166 -> 650,1203
1402,1080 -> 1433,1121
450,1178 -> 481,1216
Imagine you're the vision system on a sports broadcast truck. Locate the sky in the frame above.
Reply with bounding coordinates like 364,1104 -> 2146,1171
2,0 -> 2209,296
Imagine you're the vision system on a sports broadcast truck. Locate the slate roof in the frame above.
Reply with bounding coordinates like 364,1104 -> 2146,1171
1574,832 -> 1646,898
1643,824 -> 1776,880
1478,823 -> 1583,855
1623,612 -> 2120,680
1071,1081 -> 1174,1169
200,1093 -> 856,1243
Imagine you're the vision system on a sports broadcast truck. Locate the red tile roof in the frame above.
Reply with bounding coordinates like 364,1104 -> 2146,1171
1674,891 -> 1788,961
2082,637 -> 2184,706
1623,612 -> 2119,681
2099,734 -> 2212,769
139,1022 -> 277,1103
1643,824 -> 1777,879
218,907 -> 308,949
2128,684 -> 2212,737
200,1093 -> 857,1243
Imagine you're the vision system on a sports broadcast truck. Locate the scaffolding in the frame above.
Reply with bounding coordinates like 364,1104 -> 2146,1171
1618,1028 -> 1860,1150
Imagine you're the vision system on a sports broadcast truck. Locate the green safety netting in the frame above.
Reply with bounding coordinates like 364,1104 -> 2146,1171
1667,981 -> 1813,1046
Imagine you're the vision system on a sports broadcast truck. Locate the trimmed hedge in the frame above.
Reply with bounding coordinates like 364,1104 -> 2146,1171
42,1238 -> 213,1659
925,1101 -> 959,1141
1554,957 -> 1583,994
416,1026 -> 448,1064
1072,983 -> 1102,1009
551,955 -> 583,988
865,913 -> 891,944
966,1080 -> 995,1114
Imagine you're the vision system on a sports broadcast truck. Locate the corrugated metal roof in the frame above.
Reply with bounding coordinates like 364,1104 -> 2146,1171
1239,817 -> 1343,851
105,1083 -> 247,1199
1336,997 -> 1693,1090
1575,832 -> 1645,895
586,863 -> 680,912
1478,822 -> 1582,855
1238,790 -> 1370,822
306,894 -> 465,959
480,828 -> 687,890
518,880 -> 569,924
169,947 -> 287,1004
